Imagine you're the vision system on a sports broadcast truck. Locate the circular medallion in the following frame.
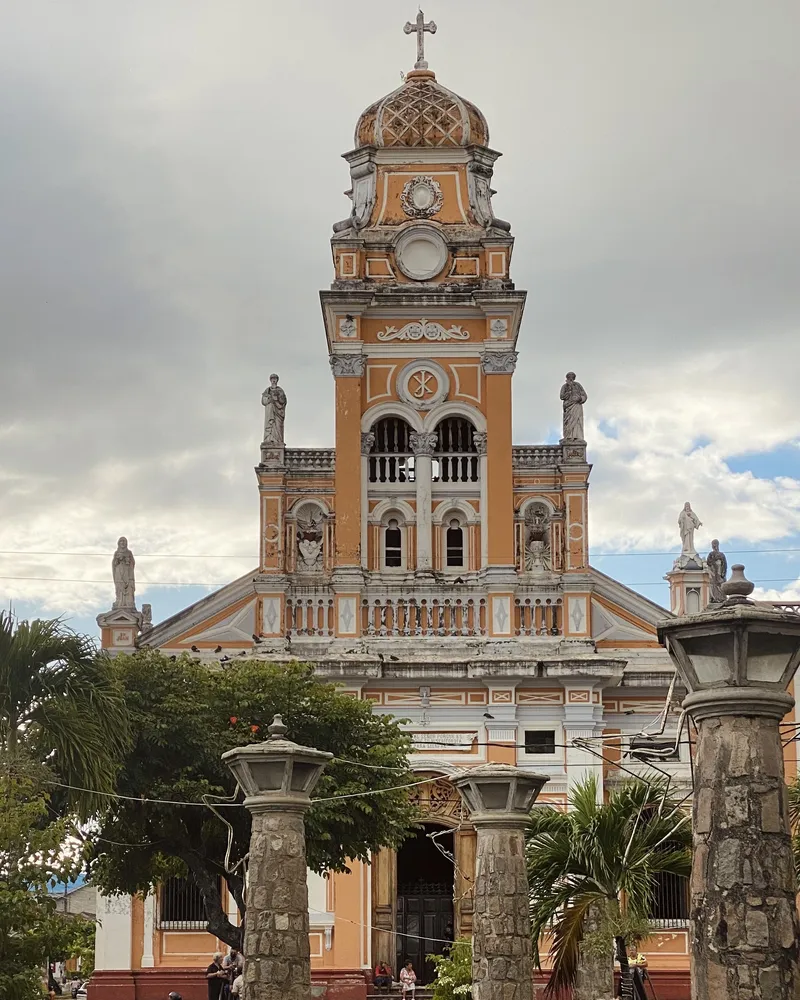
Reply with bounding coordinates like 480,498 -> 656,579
394,225 -> 448,282
397,360 -> 450,411
400,176 -> 444,219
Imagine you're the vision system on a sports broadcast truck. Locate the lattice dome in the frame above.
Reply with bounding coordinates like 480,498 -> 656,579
355,70 -> 489,149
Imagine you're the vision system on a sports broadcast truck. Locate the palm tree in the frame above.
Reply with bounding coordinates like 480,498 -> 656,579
0,611 -> 129,817
526,774 -> 691,997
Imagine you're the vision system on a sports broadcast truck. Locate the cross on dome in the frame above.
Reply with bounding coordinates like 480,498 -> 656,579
404,10 -> 437,70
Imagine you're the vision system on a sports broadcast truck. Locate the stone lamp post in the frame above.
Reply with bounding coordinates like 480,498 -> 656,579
222,716 -> 332,1000
451,764 -> 548,1000
657,565 -> 800,1000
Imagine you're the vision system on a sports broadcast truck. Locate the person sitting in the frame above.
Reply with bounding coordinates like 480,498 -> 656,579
399,961 -> 416,998
374,961 -> 393,993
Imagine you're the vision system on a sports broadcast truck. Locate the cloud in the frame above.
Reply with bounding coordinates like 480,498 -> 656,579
1,1 -> 799,618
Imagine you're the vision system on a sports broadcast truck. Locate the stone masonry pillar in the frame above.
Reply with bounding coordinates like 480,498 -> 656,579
452,764 -> 547,1000
658,567 -> 800,1000
222,716 -> 332,1000
690,712 -> 800,999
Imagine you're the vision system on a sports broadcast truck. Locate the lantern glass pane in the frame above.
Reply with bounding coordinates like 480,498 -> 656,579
683,634 -> 734,684
476,782 -> 511,810
249,760 -> 286,791
747,632 -> 800,684
291,761 -> 319,791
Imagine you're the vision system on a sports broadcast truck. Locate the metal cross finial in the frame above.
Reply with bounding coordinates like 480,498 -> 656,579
404,10 -> 437,70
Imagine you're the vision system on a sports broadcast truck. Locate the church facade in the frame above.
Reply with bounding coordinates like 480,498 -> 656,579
92,28 -> 791,1000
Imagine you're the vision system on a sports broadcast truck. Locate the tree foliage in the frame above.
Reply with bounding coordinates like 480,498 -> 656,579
89,651 -> 415,948
428,940 -> 472,1000
0,752 -> 84,1000
0,612 -> 129,818
526,775 -> 691,995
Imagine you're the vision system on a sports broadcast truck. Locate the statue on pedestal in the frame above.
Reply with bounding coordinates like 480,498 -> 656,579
262,374 -> 287,446
707,539 -> 728,603
560,372 -> 587,441
675,502 -> 703,568
112,536 -> 136,609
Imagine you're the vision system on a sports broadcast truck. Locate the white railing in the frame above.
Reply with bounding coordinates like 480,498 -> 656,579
361,596 -> 486,637
284,449 -> 336,473
285,597 -> 334,637
512,446 -> 563,469
514,596 -> 563,636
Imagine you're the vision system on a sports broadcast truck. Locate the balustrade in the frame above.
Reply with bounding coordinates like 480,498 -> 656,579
284,597 -> 334,637
514,596 -> 563,636
361,596 -> 486,637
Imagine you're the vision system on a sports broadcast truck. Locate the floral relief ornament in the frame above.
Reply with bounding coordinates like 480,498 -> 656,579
377,318 -> 470,342
400,176 -> 444,218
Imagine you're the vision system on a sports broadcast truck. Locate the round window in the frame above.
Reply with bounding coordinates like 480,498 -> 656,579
395,226 -> 448,281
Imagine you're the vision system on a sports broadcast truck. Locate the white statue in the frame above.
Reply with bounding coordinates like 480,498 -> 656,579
295,504 -> 324,572
261,374 -> 287,446
112,536 -> 136,608
678,502 -> 702,562
298,535 -> 323,571
524,504 -> 552,573
560,372 -> 587,441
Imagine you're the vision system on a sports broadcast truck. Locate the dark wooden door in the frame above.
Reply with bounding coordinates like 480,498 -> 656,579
396,884 -> 454,985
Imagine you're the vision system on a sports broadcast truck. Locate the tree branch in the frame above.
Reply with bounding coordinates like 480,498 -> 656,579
177,849 -> 242,950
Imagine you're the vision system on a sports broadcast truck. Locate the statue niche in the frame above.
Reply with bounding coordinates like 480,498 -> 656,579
523,503 -> 552,574
294,503 -> 325,573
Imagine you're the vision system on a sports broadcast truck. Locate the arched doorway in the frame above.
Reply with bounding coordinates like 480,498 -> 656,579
395,824 -> 455,984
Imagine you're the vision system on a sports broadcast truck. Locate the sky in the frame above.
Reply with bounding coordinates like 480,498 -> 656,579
1,0 -> 799,638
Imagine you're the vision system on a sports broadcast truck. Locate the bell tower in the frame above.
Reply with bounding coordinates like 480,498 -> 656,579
321,20 -> 529,636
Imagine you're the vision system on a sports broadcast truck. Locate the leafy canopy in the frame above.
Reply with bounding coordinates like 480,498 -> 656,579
0,752 -> 88,1000
428,940 -> 472,1000
526,774 -> 691,994
89,651 -> 415,948
0,611 -> 129,818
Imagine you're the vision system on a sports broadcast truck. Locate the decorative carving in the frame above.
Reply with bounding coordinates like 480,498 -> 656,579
489,318 -> 508,339
524,503 -> 552,573
473,431 -> 487,456
481,351 -> 518,374
349,156 -> 377,231
400,176 -> 444,218
339,316 -> 357,339
329,354 -> 366,377
361,432 -> 376,456
295,503 -> 324,573
262,374 -> 287,445
707,539 -> 728,604
407,777 -> 464,820
467,159 -> 495,228
410,431 -> 438,456
112,537 -> 136,609
559,371 -> 587,442
398,362 -> 449,410
377,318 -> 469,342
675,502 -> 703,568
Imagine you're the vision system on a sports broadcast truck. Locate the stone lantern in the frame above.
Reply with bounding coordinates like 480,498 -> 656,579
657,566 -> 800,1000
222,716 -> 332,1000
451,764 -> 548,1000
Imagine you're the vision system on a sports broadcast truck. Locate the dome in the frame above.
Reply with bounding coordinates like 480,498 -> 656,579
355,69 -> 489,149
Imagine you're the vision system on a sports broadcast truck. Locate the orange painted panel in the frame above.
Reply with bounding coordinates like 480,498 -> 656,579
334,377 -> 362,566
486,373 -> 514,565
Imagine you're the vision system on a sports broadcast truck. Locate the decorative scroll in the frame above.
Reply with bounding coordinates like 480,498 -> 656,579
377,319 -> 470,342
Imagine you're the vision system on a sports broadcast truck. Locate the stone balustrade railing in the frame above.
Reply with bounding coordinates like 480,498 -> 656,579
284,448 -> 336,473
514,596 -> 563,636
511,445 -> 563,469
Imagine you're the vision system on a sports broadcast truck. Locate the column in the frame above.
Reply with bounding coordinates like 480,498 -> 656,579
223,716 -> 332,1000
658,572 -> 800,1000
331,354 -> 365,568
360,432 -> 374,570
474,432 -> 488,568
481,353 -> 516,568
452,764 -> 547,1000
410,431 -> 437,573
141,892 -> 155,968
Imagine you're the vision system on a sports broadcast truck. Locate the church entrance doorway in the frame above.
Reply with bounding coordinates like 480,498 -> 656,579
396,824 -> 455,985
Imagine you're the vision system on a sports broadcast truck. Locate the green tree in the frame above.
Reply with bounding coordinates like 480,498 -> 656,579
526,775 -> 691,997
428,939 -> 472,1000
0,753 -> 83,1000
89,652 -> 414,949
0,612 -> 129,817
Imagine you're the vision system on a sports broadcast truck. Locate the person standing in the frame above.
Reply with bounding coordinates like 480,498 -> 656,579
206,953 -> 227,1000
222,948 -> 243,1000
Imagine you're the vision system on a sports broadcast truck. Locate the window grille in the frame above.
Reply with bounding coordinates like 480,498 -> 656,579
649,869 -> 689,927
433,418 -> 479,483
368,418 -> 414,483
158,875 -> 207,929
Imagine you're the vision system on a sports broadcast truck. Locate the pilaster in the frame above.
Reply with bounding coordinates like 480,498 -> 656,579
331,353 -> 365,568
482,352 -> 516,568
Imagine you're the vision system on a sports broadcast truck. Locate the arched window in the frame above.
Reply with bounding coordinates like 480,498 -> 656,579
384,518 -> 403,568
368,417 -> 415,484
434,417 -> 479,483
446,518 -> 465,567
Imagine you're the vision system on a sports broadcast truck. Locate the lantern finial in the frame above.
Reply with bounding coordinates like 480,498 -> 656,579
721,564 -> 755,605
268,714 -> 288,739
